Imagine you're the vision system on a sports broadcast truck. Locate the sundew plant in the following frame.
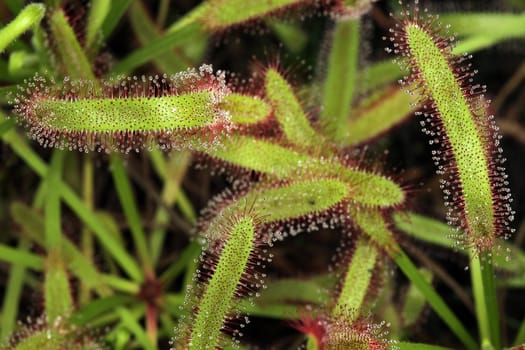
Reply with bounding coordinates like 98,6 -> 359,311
0,0 -> 524,349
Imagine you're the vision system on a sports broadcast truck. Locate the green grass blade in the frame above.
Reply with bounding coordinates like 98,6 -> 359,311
392,247 -> 478,350
0,243 -> 43,269
110,155 -> 153,276
159,241 -> 202,285
110,19 -> 200,75
394,212 -> 525,275
117,307 -> 156,350
1,121 -> 143,282
0,238 -> 30,339
129,0 -> 188,73
402,268 -> 433,327
10,201 -> 113,296
358,60 -> 406,93
515,315 -> 525,345
45,149 -> 64,249
5,0 -> 24,14
71,295 -> 134,326
0,117 -> 16,136
101,0 -> 133,39
397,342 -> 454,350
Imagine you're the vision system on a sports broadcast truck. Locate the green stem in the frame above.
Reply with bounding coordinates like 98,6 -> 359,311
470,252 -> 500,350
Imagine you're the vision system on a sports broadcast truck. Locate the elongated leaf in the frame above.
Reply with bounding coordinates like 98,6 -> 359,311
0,4 -> 45,53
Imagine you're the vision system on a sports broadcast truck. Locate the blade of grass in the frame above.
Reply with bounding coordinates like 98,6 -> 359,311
394,212 -> 525,275
159,240 -> 201,285
110,155 -> 153,276
391,246 -> 478,350
110,19 -> 200,74
149,151 -> 192,264
397,343 -> 454,350
45,149 -> 64,250
514,314 -> 525,345
1,121 -> 143,282
71,295 -> 134,326
0,117 -> 16,136
101,0 -> 133,39
129,0 -> 188,73
10,202 -> 113,296
5,0 -> 24,14
79,155 -> 95,303
0,243 -> 43,269
440,12 -> 525,54
101,274 -> 140,294
117,307 -> 156,350
0,238 -> 30,339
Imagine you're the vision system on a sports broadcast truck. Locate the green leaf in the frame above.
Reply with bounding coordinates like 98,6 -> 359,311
48,9 -> 96,81
209,136 -> 405,208
392,247 -> 478,350
44,249 -> 73,323
341,87 -> 414,146
201,0 -> 309,30
320,18 -> 360,140
265,68 -> 320,148
440,12 -> 525,54
333,236 -> 378,321
86,0 -> 111,49
0,3 -> 45,53
394,212 -> 525,276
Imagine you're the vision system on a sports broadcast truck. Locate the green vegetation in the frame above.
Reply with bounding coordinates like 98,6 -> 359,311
0,1 -> 524,349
